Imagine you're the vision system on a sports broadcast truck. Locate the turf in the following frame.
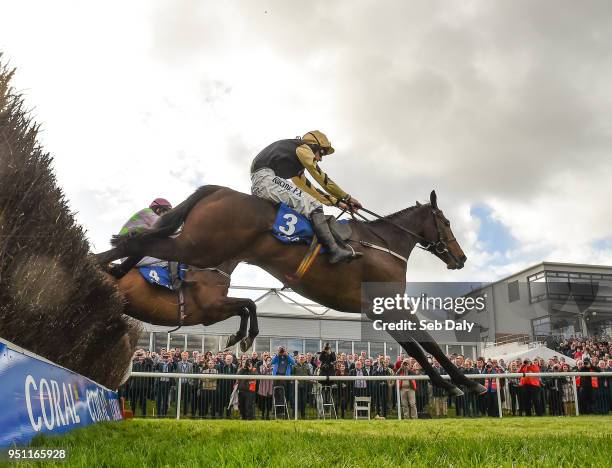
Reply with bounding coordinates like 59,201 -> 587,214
15,416 -> 612,467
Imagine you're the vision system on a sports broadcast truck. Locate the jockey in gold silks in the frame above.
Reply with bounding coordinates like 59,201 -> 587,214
250,130 -> 362,263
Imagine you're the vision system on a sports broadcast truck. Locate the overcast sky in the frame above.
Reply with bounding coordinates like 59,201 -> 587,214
2,0 -> 611,291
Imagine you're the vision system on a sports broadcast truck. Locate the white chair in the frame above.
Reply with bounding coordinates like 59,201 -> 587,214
354,396 -> 371,420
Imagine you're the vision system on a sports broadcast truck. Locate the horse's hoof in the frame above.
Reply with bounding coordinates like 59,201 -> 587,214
226,334 -> 239,348
446,386 -> 464,397
469,382 -> 487,395
240,337 -> 253,353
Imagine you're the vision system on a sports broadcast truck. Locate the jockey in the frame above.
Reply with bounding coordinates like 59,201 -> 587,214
118,198 -> 173,236
250,131 -> 362,263
111,198 -> 179,283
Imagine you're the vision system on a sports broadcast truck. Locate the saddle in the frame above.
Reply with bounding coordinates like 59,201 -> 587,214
271,203 -> 352,248
138,262 -> 184,291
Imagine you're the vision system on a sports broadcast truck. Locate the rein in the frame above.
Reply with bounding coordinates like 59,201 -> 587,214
343,205 -> 460,263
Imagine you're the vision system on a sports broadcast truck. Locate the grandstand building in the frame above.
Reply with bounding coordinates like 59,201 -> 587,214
468,261 -> 612,345
135,261 -> 612,357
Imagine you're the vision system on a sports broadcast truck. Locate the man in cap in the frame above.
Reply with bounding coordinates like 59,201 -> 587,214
250,131 -> 362,263
109,198 -> 178,283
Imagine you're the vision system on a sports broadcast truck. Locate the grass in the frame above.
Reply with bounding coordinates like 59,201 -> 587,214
14,416 -> 612,467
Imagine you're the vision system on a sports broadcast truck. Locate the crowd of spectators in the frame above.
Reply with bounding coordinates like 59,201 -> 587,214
121,337 -> 611,420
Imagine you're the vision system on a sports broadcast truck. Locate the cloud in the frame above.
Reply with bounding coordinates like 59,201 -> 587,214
1,0 -> 610,288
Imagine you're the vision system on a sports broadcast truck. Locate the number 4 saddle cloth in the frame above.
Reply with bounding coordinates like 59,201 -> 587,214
138,263 -> 186,290
271,203 -> 351,246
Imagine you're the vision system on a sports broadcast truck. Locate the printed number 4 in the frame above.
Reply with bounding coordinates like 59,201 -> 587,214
279,213 -> 298,236
149,270 -> 160,283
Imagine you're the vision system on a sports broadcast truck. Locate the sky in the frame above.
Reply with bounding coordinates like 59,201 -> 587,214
1,0 -> 611,291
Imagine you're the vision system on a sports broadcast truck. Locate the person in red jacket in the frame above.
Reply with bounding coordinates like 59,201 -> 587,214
519,359 -> 543,416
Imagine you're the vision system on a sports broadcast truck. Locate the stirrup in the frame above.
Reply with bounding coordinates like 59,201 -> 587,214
346,244 -> 363,259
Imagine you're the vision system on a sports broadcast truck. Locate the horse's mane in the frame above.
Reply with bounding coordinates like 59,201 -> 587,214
362,203 -> 430,226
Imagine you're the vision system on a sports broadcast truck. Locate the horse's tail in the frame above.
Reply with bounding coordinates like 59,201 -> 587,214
111,185 -> 224,246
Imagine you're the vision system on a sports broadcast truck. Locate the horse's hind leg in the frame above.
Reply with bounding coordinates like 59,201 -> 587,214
239,300 -> 258,352
226,306 -> 249,349
204,297 -> 258,351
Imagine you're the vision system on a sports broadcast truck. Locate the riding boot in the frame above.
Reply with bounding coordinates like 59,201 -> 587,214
310,210 -> 360,264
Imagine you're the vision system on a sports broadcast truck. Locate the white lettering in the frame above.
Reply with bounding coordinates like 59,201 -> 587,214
50,380 -> 67,428
39,379 -> 55,430
62,383 -> 76,424
25,375 -> 42,432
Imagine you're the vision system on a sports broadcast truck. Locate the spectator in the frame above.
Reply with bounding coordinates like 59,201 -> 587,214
177,351 -> 194,416
130,350 -> 152,417
237,360 -> 257,420
431,360 -> 448,417
507,362 -> 521,416
577,358 -> 599,414
292,354 -> 312,418
154,352 -> 174,417
200,359 -> 219,418
335,362 -> 350,418
218,354 -> 237,418
258,357 -> 274,419
396,359 -> 417,419
271,346 -> 296,409
519,359 -> 542,416
373,358 -> 393,419
318,343 -> 336,377
350,360 -> 369,401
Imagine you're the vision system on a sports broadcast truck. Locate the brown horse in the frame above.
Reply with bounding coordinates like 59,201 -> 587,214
96,186 -> 484,395
102,259 -> 259,351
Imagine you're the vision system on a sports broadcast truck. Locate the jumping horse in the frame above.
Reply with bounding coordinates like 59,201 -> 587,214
97,186 -> 485,396
103,259 -> 259,352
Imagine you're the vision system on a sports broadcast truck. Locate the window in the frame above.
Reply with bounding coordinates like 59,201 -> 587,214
338,341 -> 353,355
186,334 -> 202,353
169,333 -> 185,352
203,335 -> 220,353
305,340 -> 321,353
528,272 -> 547,303
136,332 -> 151,351
508,280 -> 520,303
353,342 -> 369,357
271,338 -> 288,353
287,339 -> 304,354
385,342 -> 399,359
369,342 -> 384,359
152,332 -> 167,353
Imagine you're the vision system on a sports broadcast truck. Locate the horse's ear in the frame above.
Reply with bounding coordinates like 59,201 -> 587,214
430,190 -> 438,209
416,201 -> 422,207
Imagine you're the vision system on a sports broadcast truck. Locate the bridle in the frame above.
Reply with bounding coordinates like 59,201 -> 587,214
354,206 -> 462,266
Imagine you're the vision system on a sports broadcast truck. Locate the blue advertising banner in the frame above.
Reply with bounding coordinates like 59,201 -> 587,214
0,338 -> 123,448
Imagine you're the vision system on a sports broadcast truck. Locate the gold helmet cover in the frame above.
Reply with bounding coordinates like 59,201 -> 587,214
302,130 -> 335,155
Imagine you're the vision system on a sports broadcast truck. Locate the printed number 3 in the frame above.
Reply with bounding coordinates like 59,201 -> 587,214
279,213 -> 298,236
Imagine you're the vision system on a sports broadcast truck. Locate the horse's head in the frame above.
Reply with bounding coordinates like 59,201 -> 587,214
418,191 -> 467,270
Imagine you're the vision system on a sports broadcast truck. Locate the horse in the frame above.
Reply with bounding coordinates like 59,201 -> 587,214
101,259 -> 259,352
96,185 -> 485,395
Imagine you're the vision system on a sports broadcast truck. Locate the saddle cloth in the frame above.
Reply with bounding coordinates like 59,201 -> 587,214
139,264 -> 186,290
271,203 -> 350,246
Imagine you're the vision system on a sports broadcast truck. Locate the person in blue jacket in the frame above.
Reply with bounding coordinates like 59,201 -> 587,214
271,346 -> 296,415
